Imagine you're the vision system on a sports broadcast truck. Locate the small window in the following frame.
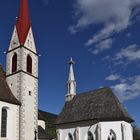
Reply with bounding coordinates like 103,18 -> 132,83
27,55 -> 32,74
107,130 -> 116,140
1,108 -> 7,137
12,53 -> 17,73
87,131 -> 94,140
29,91 -> 32,96
68,133 -> 73,140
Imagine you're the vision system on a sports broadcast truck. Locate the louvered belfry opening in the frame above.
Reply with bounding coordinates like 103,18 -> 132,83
12,53 -> 17,73
27,55 -> 32,74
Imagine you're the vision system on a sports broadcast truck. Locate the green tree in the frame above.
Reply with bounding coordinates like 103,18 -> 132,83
133,124 -> 140,140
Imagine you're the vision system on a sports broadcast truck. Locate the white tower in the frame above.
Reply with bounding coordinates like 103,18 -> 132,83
66,58 -> 76,101
6,0 -> 38,139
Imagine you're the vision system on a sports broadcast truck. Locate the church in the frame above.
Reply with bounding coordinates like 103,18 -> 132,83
56,58 -> 134,140
0,0 -> 134,140
0,0 -> 51,139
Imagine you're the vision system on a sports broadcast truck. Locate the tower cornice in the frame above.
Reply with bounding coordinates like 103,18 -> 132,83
6,45 -> 38,56
6,70 -> 38,79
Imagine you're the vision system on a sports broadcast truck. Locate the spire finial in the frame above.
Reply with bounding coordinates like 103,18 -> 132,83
66,58 -> 76,102
69,57 -> 75,65
16,0 -> 31,45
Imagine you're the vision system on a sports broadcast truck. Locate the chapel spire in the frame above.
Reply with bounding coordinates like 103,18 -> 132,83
66,58 -> 76,102
16,0 -> 31,45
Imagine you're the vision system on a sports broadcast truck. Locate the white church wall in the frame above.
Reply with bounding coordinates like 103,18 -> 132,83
38,120 -> 46,130
19,73 -> 38,140
101,121 -> 133,140
8,27 -> 20,51
6,27 -> 38,139
57,122 -> 98,140
122,121 -> 133,140
24,28 -> 37,53
57,121 -> 133,140
0,101 -> 19,140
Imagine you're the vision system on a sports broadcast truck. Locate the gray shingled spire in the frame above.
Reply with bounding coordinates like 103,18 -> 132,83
66,58 -> 76,102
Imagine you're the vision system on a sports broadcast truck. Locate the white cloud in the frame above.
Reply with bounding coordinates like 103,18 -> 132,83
90,38 -> 113,55
70,0 -> 140,50
106,74 -> 121,81
112,75 -> 140,101
114,44 -> 140,63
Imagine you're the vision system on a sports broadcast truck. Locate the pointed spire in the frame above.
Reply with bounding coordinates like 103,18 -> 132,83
68,57 -> 75,81
16,0 -> 31,45
66,58 -> 76,102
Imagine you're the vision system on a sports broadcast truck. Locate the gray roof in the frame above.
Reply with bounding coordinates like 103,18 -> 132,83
0,65 -> 5,79
56,87 -> 133,125
38,110 -> 46,121
38,126 -> 51,140
0,65 -> 21,105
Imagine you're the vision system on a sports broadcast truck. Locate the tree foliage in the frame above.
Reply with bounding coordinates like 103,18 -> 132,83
133,124 -> 140,140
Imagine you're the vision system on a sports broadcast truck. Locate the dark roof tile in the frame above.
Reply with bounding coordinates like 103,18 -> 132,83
0,65 -> 21,105
56,87 -> 133,124
38,126 -> 51,140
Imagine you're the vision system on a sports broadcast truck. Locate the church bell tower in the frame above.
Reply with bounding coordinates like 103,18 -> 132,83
6,0 -> 38,139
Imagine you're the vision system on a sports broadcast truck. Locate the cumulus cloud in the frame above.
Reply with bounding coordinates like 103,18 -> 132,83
106,74 -> 121,81
70,0 -> 140,52
114,44 -> 140,63
112,75 -> 140,101
90,38 -> 113,54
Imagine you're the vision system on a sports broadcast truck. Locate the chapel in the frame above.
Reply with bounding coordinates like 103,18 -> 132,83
56,58 -> 134,140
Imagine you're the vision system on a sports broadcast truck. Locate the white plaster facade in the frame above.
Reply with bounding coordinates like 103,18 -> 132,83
0,101 -> 20,140
38,120 -> 46,130
57,121 -> 133,140
6,26 -> 38,140
66,58 -> 76,102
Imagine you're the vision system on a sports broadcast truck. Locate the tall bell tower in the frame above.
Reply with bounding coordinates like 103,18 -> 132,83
6,0 -> 38,139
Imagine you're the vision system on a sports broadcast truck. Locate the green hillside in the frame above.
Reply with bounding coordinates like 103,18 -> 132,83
38,110 -> 58,139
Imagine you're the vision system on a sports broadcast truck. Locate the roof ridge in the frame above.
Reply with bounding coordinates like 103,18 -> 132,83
111,92 -> 133,121
77,87 -> 111,96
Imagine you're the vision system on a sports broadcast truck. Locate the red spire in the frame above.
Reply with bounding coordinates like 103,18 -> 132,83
16,0 -> 31,45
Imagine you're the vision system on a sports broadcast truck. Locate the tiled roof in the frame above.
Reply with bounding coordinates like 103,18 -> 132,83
38,126 -> 51,140
38,110 -> 46,121
56,87 -> 133,124
0,65 -> 21,105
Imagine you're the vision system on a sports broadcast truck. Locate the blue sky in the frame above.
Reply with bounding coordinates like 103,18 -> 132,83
0,0 -> 140,127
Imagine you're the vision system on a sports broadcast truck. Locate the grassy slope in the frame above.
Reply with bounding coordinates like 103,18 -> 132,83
39,110 -> 58,138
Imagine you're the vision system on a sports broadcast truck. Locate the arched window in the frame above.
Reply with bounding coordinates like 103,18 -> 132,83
12,53 -> 17,73
68,133 -> 73,140
87,131 -> 94,140
27,55 -> 32,74
107,130 -> 116,140
1,108 -> 7,137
